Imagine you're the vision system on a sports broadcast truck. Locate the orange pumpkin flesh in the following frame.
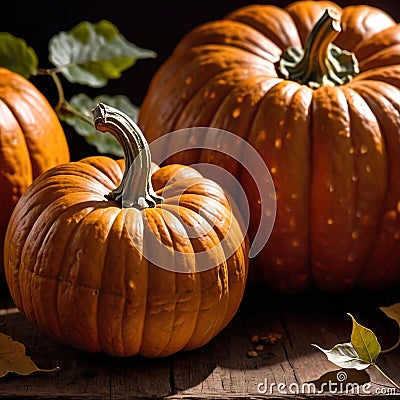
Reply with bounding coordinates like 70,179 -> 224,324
0,68 -> 70,274
138,1 -> 400,292
4,104 -> 248,357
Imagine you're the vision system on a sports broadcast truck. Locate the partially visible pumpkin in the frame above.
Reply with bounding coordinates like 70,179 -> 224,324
4,103 -> 248,357
0,68 -> 70,274
138,1 -> 400,292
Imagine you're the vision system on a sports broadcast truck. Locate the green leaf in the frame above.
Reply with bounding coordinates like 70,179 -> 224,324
49,20 -> 156,87
312,343 -> 371,370
348,313 -> 381,364
313,313 -> 398,391
59,93 -> 138,156
0,33 -> 38,78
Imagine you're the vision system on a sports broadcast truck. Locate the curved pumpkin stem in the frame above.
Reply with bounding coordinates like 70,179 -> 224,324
278,9 -> 359,88
93,103 -> 163,209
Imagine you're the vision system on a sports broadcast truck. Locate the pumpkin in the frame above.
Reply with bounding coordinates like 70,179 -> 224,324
0,67 -> 70,275
4,103 -> 248,357
138,1 -> 400,293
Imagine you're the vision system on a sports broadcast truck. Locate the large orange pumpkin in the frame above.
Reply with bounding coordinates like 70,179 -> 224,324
0,68 -> 70,274
4,103 -> 248,357
138,1 -> 400,293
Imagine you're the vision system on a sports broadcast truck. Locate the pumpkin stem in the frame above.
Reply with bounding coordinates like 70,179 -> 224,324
278,9 -> 359,88
92,103 -> 163,209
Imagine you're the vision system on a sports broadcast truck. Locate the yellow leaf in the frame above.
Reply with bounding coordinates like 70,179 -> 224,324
380,304 -> 400,325
380,303 -> 400,353
0,333 -> 60,378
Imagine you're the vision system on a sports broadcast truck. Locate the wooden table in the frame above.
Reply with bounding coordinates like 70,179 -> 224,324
0,284 -> 398,399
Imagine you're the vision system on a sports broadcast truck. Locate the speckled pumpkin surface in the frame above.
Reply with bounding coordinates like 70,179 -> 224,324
138,1 -> 400,292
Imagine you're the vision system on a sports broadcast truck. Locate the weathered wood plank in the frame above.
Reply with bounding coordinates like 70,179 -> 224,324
0,289 -> 172,399
171,287 -> 400,399
110,355 -> 172,399
0,286 -> 398,399
0,310 -> 112,399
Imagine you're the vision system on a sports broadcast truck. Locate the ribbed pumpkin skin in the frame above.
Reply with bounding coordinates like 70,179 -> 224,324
0,68 -> 70,274
4,157 -> 248,357
138,1 -> 400,293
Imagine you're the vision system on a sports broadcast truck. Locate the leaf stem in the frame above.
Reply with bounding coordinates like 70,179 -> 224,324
373,364 -> 400,390
36,68 -> 93,125
381,337 -> 400,354
50,70 -> 66,108
58,101 -> 93,125
36,67 -> 65,108
37,366 -> 61,374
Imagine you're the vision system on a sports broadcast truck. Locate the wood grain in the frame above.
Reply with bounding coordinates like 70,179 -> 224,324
0,285 -> 398,399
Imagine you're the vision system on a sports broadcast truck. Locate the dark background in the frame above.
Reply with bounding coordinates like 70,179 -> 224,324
2,0 -> 399,160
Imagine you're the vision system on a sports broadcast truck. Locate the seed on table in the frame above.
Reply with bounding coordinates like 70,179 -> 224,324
247,350 -> 258,358
250,334 -> 260,343
260,332 -> 283,344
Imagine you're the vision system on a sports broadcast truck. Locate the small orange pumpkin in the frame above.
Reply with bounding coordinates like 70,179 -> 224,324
138,1 -> 400,292
4,103 -> 248,357
0,68 -> 70,274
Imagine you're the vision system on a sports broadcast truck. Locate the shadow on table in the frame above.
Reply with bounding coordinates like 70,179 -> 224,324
104,284 -> 399,396
0,283 -> 398,398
